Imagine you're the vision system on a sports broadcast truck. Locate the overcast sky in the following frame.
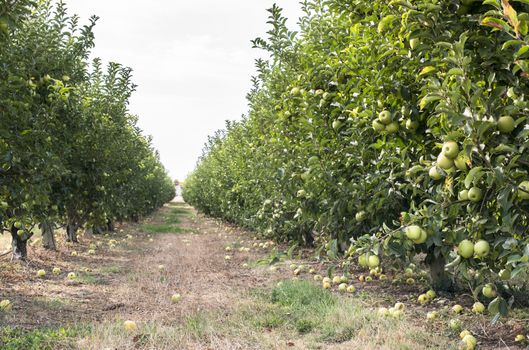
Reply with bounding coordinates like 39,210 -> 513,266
65,1 -> 304,181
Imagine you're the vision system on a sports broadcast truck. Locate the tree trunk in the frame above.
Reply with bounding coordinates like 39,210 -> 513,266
11,226 -> 28,260
66,224 -> 78,242
41,220 -> 56,250
107,220 -> 114,232
428,254 -> 453,291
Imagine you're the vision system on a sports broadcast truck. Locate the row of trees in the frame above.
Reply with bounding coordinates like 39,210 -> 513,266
183,0 -> 529,315
1,0 -> 175,259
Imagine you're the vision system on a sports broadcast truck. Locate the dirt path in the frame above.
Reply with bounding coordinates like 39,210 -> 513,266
0,201 -> 524,349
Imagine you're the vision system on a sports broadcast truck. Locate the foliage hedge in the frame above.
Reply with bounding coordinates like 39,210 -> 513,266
183,0 -> 529,314
0,1 -> 175,258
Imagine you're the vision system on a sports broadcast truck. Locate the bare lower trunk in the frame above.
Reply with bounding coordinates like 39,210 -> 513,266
66,223 -> 78,242
428,255 -> 453,291
41,220 -> 56,250
11,227 -> 29,260
107,220 -> 114,232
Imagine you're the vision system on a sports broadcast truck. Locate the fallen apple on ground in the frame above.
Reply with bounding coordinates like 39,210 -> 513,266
123,320 -> 137,332
0,300 -> 12,311
171,293 -> 181,303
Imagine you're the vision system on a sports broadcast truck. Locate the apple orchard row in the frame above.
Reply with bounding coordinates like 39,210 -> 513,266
0,2 -> 175,259
183,0 -> 529,320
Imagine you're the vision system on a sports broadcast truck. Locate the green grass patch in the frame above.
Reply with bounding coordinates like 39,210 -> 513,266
0,326 -> 87,350
32,297 -> 69,310
76,272 -> 106,285
242,280 -> 456,347
98,265 -> 124,274
142,223 -> 186,234
142,206 -> 194,234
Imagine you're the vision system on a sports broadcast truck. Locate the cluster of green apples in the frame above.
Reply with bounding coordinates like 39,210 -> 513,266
377,302 -> 406,318
428,141 -> 469,181
372,110 -> 399,134
319,275 -> 356,293
457,239 -> 490,259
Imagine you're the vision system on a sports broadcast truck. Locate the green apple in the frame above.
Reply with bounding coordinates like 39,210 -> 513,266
461,334 -> 477,350
460,330 -> 471,339
497,116 -> 515,133
322,277 -> 332,284
314,274 -> 323,281
365,276 -> 373,282
429,166 -> 443,180
373,119 -> 386,131
437,153 -> 454,170
414,230 -> 428,244
355,211 -> 367,222
171,293 -> 181,303
406,277 -> 415,285
518,181 -> 529,200
467,187 -> 482,202
458,240 -> 474,258
123,320 -> 137,332
52,267 -> 61,275
0,299 -> 12,312
474,240 -> 490,258
405,119 -> 419,131
346,285 -> 356,293
498,269 -> 511,280
410,38 -> 420,50
472,302 -> 485,314
418,294 -> 429,305
454,155 -> 468,171
338,283 -> 347,292
405,225 -> 422,241
290,87 -> 301,96
378,307 -> 389,316
515,334 -> 526,342
67,272 -> 76,280
332,276 -> 342,284
452,304 -> 464,314
14,221 -> 22,229
458,189 -> 469,201
389,307 -> 403,318
426,289 -> 436,299
482,284 -> 496,298
394,302 -> 405,310
426,311 -> 438,320
442,141 -> 459,159
378,110 -> 392,125
367,255 -> 380,268
296,189 -> 306,198
332,120 -> 343,130
358,253 -> 368,267
340,275 -> 348,283
37,269 -> 46,278
322,281 -> 332,289
449,318 -> 462,331
385,121 -> 399,134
